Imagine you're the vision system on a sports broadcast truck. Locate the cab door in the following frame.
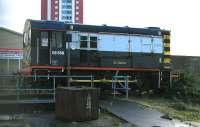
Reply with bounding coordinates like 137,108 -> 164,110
39,31 -> 50,65
50,31 -> 66,66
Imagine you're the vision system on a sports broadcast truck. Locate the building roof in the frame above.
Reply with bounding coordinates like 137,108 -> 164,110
0,27 -> 23,37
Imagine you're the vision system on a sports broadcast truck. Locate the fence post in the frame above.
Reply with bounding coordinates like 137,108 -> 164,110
16,75 -> 20,101
53,76 -> 56,102
170,71 -> 172,88
125,76 -> 129,99
114,77 -> 116,98
34,70 -> 37,81
158,71 -> 161,89
91,75 -> 94,87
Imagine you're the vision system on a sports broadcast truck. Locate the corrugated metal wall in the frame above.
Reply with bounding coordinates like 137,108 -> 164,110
171,55 -> 200,73
0,29 -> 22,49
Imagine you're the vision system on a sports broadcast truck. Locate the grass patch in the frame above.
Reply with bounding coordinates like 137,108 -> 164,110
130,97 -> 200,122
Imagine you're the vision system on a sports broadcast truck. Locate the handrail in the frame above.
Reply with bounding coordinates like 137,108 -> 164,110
0,74 -> 133,103
0,75 -> 93,78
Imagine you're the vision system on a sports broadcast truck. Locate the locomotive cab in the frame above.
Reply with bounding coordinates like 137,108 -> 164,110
23,20 -> 66,73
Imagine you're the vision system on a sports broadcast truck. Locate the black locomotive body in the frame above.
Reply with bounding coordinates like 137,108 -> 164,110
23,20 -> 171,89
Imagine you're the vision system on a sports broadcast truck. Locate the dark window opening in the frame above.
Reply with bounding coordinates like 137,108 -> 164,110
81,36 -> 87,40
80,36 -> 88,48
67,5 -> 72,9
90,36 -> 97,48
52,32 -> 63,48
80,41 -> 87,48
41,32 -> 48,47
67,10 -> 72,14
65,34 -> 72,42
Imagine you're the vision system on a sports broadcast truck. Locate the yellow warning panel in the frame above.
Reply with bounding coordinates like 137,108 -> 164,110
164,58 -> 171,63
163,35 -> 170,40
164,51 -> 170,55
164,43 -> 170,48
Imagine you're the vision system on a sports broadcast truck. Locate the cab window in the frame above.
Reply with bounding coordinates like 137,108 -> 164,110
41,32 -> 48,47
90,36 -> 97,48
52,32 -> 63,48
80,36 -> 88,48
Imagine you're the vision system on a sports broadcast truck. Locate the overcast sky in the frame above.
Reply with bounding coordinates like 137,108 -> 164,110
0,0 -> 200,56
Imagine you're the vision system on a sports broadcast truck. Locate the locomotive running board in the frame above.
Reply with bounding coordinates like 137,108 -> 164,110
22,66 -> 160,74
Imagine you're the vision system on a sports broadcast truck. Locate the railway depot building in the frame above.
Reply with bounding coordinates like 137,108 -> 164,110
0,27 -> 23,75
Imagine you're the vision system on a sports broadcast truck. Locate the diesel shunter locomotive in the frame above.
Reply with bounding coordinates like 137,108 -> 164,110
22,19 -> 171,89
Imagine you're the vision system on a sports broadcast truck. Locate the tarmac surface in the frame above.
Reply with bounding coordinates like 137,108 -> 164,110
100,98 -> 191,127
0,112 -> 130,127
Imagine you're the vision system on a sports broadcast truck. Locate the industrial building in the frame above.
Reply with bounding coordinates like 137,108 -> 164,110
0,27 -> 23,75
41,0 -> 83,23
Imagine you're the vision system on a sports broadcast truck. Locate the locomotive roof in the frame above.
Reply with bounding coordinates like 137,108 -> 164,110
24,19 -> 65,31
65,24 -> 167,36
25,20 -> 170,36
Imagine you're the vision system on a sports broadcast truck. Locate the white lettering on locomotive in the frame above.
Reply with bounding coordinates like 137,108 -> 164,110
52,51 -> 65,55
